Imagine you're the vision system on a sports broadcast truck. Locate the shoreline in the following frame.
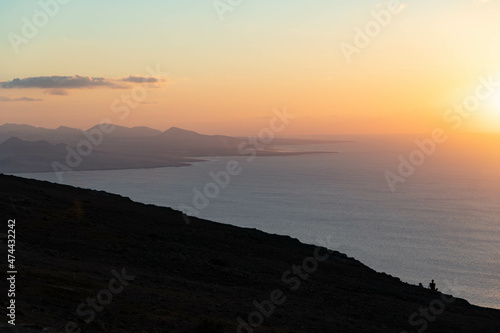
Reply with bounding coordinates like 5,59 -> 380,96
5,150 -> 337,175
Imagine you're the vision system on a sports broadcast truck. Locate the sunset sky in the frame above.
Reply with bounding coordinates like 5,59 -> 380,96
1,0 -> 500,135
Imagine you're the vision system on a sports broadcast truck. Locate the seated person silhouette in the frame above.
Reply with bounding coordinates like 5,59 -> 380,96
429,279 -> 438,291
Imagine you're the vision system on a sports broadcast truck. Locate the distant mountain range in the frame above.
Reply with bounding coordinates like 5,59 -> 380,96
0,123 -> 339,174
0,123 -> 162,145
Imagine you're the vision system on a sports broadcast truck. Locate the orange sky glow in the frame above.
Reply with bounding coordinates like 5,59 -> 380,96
1,0 -> 500,136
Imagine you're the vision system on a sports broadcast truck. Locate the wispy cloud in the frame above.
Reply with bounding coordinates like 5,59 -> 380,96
44,88 -> 70,96
2,75 -> 123,89
1,75 -> 167,96
120,76 -> 162,84
0,96 -> 43,102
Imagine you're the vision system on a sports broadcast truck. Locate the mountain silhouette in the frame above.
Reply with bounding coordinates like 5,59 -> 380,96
0,123 -> 336,173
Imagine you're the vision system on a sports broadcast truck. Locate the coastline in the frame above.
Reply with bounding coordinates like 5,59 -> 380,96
3,150 -> 336,174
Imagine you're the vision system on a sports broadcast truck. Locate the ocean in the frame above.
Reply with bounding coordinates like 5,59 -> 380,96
15,134 -> 500,309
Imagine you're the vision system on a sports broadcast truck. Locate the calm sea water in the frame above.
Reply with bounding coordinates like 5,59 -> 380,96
15,135 -> 500,309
